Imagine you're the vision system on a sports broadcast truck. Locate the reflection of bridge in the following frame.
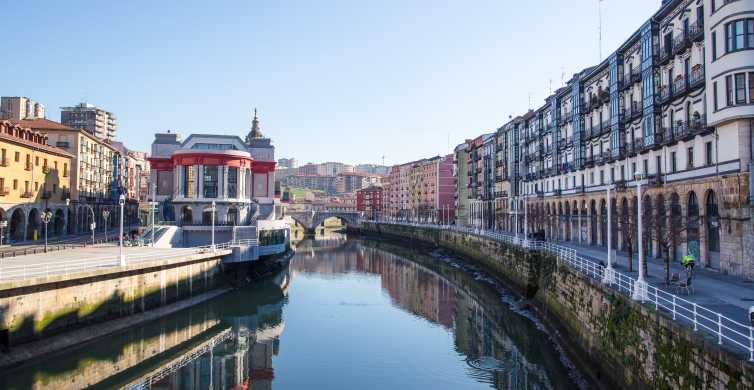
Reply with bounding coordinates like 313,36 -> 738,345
286,210 -> 362,232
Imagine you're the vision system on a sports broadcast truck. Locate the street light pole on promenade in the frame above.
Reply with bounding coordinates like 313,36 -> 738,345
632,172 -> 647,301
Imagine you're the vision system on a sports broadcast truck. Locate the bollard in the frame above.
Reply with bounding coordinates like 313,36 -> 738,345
750,327 -> 753,362
693,303 -> 698,331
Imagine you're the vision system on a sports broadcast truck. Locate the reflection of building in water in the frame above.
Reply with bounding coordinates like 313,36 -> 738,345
291,244 -> 561,389
132,269 -> 290,390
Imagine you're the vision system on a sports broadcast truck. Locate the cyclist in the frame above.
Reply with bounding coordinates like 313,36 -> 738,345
682,252 -> 696,277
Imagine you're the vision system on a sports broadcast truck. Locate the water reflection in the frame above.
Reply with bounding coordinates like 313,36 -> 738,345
291,240 -> 579,389
0,238 -> 581,389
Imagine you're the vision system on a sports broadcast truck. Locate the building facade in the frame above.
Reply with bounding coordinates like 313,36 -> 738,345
60,102 -> 117,141
459,0 -> 754,279
0,120 -> 73,242
356,186 -> 384,217
0,97 -> 45,120
148,111 -> 277,226
385,155 -> 455,221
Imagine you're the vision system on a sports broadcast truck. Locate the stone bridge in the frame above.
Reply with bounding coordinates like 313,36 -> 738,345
286,210 -> 362,232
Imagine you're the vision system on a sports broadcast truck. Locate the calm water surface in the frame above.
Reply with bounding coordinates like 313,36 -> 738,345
0,236 -> 583,389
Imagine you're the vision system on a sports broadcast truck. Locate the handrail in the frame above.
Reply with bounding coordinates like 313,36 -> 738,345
364,219 -> 754,361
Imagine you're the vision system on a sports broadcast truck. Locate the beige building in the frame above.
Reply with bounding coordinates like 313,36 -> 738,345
0,97 -> 45,120
0,120 -> 72,242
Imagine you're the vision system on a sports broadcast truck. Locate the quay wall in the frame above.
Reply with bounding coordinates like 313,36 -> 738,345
0,250 -> 229,349
359,222 -> 754,389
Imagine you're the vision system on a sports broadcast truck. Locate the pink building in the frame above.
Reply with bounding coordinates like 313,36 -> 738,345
384,154 -> 455,221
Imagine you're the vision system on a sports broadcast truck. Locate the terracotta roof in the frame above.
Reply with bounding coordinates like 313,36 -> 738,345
9,118 -> 79,131
0,123 -> 74,158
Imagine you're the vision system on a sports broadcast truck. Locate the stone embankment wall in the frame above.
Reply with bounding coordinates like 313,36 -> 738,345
359,223 -> 754,389
0,251 -> 228,348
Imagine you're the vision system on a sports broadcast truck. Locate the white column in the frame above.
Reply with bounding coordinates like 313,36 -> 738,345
632,173 -> 647,300
603,183 -> 615,284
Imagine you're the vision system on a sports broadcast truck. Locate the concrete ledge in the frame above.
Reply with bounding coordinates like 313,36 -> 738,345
0,249 -> 231,292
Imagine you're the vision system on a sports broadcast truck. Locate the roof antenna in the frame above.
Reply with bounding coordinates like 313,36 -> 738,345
598,0 -> 604,61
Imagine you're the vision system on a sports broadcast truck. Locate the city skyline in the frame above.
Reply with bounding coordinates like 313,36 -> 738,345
2,0 -> 659,164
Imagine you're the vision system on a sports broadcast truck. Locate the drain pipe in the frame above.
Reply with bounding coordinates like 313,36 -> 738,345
748,119 -> 754,202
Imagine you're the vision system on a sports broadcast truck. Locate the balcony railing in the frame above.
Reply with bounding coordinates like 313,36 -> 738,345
690,65 -> 705,90
0,157 -> 7,167
658,46 -> 672,64
686,114 -> 712,137
673,77 -> 688,97
20,191 -> 33,198
673,32 -> 691,55
0,187 -> 9,196
690,21 -> 704,42
24,162 -> 33,171
657,86 -> 672,105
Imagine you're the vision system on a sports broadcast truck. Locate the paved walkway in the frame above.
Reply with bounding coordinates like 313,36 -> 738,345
0,245 -> 213,282
549,239 -> 754,324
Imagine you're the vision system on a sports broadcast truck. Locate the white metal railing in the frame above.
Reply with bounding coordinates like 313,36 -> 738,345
0,239 -> 259,282
366,219 -> 754,361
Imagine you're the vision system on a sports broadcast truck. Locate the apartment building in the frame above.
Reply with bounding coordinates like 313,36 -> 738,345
356,186 -> 384,217
467,0 -> 754,278
0,120 -> 73,242
0,97 -> 45,120
60,102 -> 117,141
385,155 -> 455,220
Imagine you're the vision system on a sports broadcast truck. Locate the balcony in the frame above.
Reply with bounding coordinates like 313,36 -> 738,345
656,86 -> 672,105
42,165 -> 51,174
646,173 -> 663,187
690,21 -> 704,42
24,162 -> 33,171
686,114 -> 713,139
673,32 -> 691,55
599,89 -> 610,104
673,76 -> 688,97
553,189 -> 562,197
20,191 -> 33,199
614,180 -> 627,192
658,46 -> 672,65
600,119 -> 611,134
584,155 -> 595,167
0,157 -> 7,167
0,187 -> 8,196
689,65 -> 705,90
630,68 -> 642,84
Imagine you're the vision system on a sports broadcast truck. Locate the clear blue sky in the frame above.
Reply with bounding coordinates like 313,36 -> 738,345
3,0 -> 659,166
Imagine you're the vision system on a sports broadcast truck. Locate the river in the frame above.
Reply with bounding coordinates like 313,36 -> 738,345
0,236 -> 584,389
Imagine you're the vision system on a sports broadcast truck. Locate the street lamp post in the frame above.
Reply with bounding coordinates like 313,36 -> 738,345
524,193 -> 529,245
210,201 -> 216,252
514,196 -> 519,243
41,210 -> 53,253
602,181 -> 616,284
151,182 -> 157,247
119,195 -> 126,266
632,172 -> 647,301
102,209 -> 110,242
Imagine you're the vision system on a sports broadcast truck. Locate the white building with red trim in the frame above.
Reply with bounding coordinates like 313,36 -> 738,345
148,110 -> 277,226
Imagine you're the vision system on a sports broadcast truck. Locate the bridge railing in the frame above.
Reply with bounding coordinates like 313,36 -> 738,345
365,219 -> 754,361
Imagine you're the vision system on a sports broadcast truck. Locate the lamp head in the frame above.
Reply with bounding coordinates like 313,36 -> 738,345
634,171 -> 642,181
119,194 -> 125,205
65,198 -> 70,206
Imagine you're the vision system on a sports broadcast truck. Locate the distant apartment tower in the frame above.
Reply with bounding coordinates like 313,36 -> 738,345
0,97 -> 45,120
278,158 -> 297,169
60,102 -> 117,141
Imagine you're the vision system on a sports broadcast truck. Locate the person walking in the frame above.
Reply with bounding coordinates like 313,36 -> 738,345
682,252 -> 696,278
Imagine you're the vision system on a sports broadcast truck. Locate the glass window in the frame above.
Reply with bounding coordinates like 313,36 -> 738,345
706,142 -> 713,165
713,81 -> 719,110
750,73 -> 754,103
735,73 -> 747,104
687,147 -> 694,169
671,151 -> 677,172
726,75 -> 734,105
203,166 -> 218,198
183,166 -> 196,198
227,167 -> 238,198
